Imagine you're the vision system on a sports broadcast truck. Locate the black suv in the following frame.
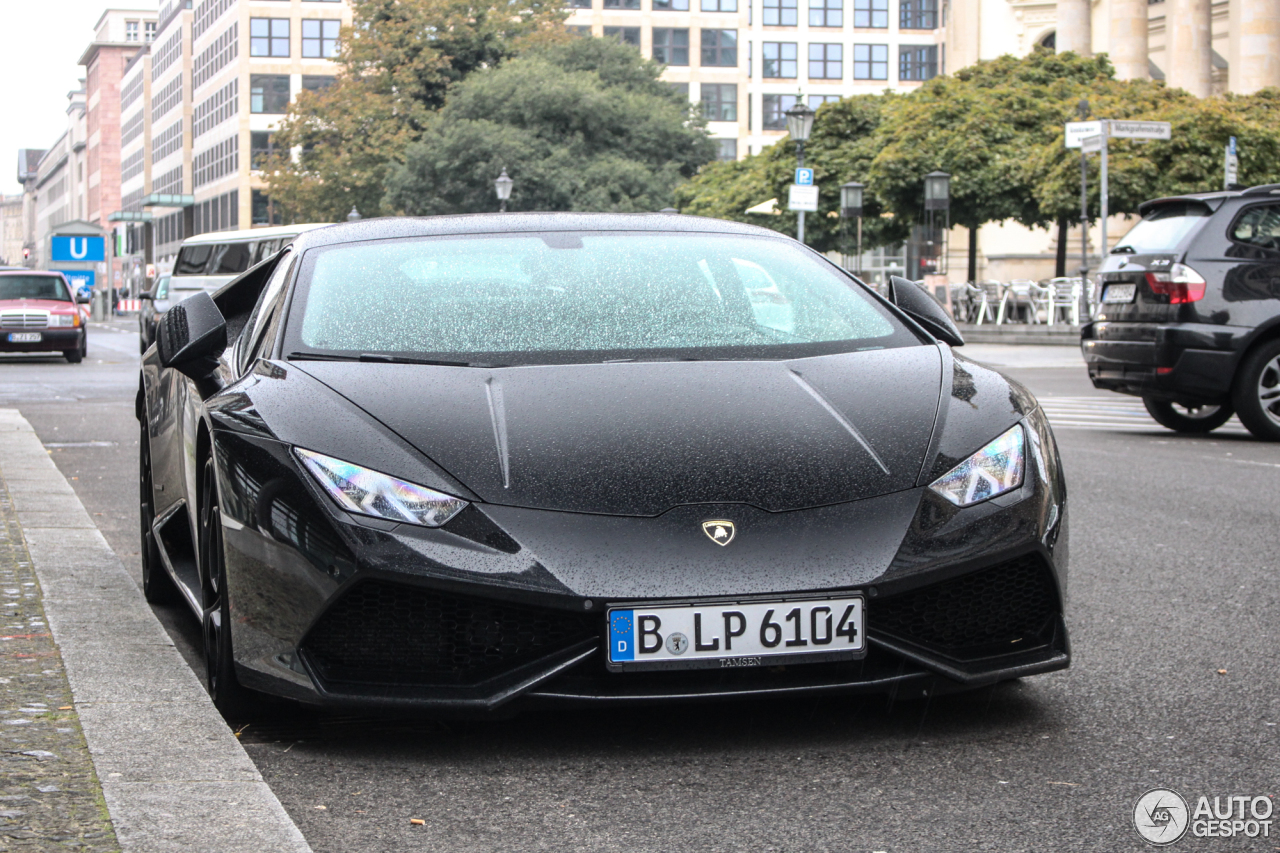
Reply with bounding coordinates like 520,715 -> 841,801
1082,184 -> 1280,440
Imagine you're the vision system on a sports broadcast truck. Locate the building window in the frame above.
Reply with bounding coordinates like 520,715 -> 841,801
899,0 -> 937,28
144,21 -> 157,42
809,94 -> 840,108
302,75 -> 336,92
252,190 -> 282,226
853,43 -> 888,79
653,0 -> 690,9
568,24 -> 592,35
762,0 -> 797,26
653,28 -> 690,65
125,21 -> 140,42
808,43 -> 842,78
603,26 -> 641,46
250,74 -> 291,113
899,44 -> 938,80
701,83 -> 738,121
668,82 -> 690,98
762,42 -> 797,78
251,131 -> 276,169
701,29 -> 737,66
570,0 -> 591,7
762,93 -> 798,130
701,0 -> 737,10
715,139 -> 737,161
250,18 -> 290,57
301,19 -> 340,58
809,0 -> 842,27
604,0 -> 641,8
853,0 -> 888,27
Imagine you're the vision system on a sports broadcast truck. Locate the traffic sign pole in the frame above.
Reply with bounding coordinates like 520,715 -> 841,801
1100,120 -> 1109,275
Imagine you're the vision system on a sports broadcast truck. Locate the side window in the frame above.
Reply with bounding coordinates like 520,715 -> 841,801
238,252 -> 295,372
155,277 -> 170,299
1230,204 -> 1280,252
174,244 -> 213,275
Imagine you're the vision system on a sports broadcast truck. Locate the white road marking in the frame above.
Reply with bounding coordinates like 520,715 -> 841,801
1037,396 -> 1251,436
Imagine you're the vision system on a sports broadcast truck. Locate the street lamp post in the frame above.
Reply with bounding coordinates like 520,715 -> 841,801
494,168 -> 514,213
784,98 -> 816,243
923,170 -> 950,276
840,181 -> 865,276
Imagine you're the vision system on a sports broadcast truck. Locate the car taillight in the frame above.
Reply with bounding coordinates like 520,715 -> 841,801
1145,263 -> 1206,304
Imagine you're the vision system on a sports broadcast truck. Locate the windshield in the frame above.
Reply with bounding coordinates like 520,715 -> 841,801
1114,202 -> 1212,254
287,232 -> 914,364
0,275 -> 71,302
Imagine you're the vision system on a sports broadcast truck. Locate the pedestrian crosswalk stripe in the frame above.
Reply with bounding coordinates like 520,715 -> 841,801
1036,396 -> 1250,435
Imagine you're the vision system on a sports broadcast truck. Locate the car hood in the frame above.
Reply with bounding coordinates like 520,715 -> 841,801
293,346 -> 943,516
0,298 -> 75,310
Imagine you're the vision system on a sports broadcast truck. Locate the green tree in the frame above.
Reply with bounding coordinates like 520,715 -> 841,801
383,38 -> 716,214
264,0 -> 568,222
675,95 -> 910,254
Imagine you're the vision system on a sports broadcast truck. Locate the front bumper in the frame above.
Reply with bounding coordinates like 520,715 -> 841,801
1081,321 -> 1247,403
212,408 -> 1069,714
0,328 -> 83,354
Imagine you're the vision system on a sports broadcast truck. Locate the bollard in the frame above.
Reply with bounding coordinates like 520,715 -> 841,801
91,290 -> 107,322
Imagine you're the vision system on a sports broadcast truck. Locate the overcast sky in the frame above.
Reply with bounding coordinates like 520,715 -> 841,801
0,0 -> 156,196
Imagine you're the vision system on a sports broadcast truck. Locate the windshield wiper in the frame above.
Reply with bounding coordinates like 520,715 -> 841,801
288,352 -> 491,368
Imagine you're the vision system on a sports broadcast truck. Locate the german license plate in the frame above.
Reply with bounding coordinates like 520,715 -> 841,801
1102,284 -> 1136,303
607,596 -> 865,671
7,332 -> 41,343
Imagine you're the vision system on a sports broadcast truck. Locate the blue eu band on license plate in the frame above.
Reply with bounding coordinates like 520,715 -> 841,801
608,596 -> 865,671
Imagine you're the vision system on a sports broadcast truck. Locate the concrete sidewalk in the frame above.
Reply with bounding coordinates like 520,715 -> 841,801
0,409 -> 311,853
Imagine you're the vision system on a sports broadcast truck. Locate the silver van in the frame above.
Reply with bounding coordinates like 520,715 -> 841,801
167,223 -> 332,295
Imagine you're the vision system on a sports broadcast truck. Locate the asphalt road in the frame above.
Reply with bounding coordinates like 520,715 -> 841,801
4,325 -> 1277,852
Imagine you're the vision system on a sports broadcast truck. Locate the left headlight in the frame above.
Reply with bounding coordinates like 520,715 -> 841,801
928,424 -> 1025,507
295,448 -> 468,527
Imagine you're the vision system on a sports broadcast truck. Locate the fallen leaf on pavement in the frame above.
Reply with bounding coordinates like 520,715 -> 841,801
410,818 -> 425,826
1217,669 -> 1228,675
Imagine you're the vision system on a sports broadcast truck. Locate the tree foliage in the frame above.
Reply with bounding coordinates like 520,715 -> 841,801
264,0 -> 569,222
383,38 -> 716,214
675,48 -> 1280,259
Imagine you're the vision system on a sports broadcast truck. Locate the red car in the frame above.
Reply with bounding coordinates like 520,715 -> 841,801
0,271 -> 88,363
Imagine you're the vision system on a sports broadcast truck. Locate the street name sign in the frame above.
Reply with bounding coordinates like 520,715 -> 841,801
788,184 -> 819,212
1081,134 -> 1103,154
1064,121 -> 1102,148
1109,120 -> 1172,141
794,168 -> 814,186
50,236 -> 105,263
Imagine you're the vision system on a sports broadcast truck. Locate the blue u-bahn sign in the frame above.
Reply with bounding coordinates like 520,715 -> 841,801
50,236 -> 105,263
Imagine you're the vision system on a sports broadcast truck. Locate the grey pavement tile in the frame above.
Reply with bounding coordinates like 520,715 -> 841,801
102,781 -> 310,853
15,510 -> 97,529
57,643 -> 201,705
78,703 -> 261,783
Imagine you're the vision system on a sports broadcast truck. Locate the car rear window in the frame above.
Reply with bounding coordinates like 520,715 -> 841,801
0,275 -> 71,301
1114,201 -> 1212,254
288,231 -> 918,365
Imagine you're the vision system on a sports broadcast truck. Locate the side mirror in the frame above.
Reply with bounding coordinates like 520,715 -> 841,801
887,275 -> 965,347
75,292 -> 90,304
139,290 -> 154,301
157,291 -> 227,379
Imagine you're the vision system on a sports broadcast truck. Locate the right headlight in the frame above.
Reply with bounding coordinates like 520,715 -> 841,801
928,424 -> 1025,507
295,448 -> 469,527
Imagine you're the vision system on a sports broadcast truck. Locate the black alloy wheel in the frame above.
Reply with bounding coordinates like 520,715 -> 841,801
139,426 -> 178,605
1232,338 -> 1280,441
1142,397 -> 1234,434
199,455 -> 255,717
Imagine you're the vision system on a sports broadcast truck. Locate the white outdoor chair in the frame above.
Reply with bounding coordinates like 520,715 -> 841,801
975,281 -> 1003,325
1000,280 -> 1036,324
1047,277 -> 1080,326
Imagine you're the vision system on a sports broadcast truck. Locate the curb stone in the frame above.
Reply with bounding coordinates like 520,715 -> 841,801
0,408 -> 312,853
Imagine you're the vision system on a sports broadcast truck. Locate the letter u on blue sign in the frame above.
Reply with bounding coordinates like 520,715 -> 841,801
610,610 -> 635,661
50,236 -> 105,263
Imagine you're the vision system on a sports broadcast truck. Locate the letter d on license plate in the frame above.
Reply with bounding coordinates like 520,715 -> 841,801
607,596 -> 865,672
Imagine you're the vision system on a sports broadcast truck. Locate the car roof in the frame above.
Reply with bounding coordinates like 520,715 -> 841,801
0,270 -> 64,276
179,222 -> 334,247
288,213 -> 786,253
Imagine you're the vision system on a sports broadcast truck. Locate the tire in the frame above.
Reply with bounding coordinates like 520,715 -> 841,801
1232,338 -> 1280,441
1142,397 -> 1234,433
140,426 -> 179,605
64,346 -> 83,364
198,456 -> 257,718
